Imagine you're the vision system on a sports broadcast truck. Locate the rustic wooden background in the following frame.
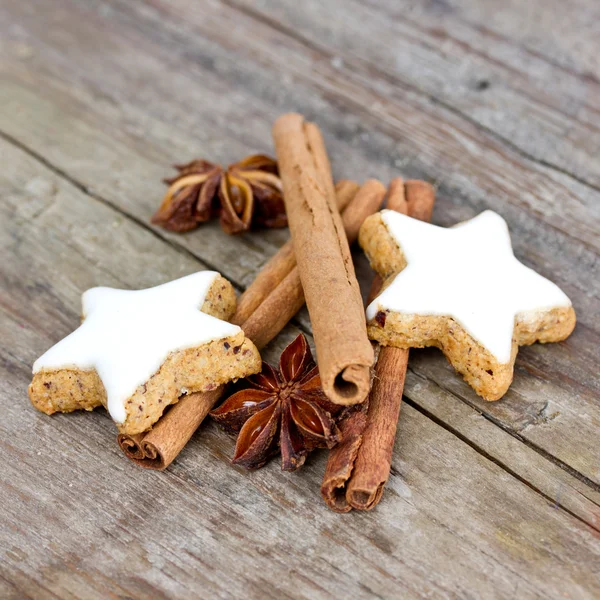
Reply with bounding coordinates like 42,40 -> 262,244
1,1 -> 599,598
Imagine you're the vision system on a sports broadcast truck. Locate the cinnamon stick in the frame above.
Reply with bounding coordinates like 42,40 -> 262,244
232,180 -> 359,326
386,177 -> 408,214
321,178 -> 436,511
118,387 -> 223,469
340,180 -> 388,243
241,268 -> 304,350
242,179 -> 386,349
118,433 -> 145,460
345,349 -> 408,509
319,407 -> 368,513
405,180 -> 435,222
272,113 -> 374,406
117,179 -> 383,470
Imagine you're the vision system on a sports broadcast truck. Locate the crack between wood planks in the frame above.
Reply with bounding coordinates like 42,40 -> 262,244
223,0 -> 600,196
401,393 -> 600,534
380,5 -> 600,118
415,9 -> 600,90
407,366 -> 600,495
0,129 -> 247,293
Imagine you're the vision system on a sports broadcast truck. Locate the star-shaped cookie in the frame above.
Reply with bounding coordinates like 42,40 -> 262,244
359,210 -> 576,400
29,272 -> 261,434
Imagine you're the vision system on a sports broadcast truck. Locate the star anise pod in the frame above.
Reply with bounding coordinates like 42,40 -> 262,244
151,154 -> 287,234
210,334 -> 343,471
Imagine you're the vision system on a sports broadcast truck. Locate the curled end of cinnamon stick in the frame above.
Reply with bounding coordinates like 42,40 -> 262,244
321,477 -> 354,513
116,433 -> 167,469
117,388 -> 223,470
346,482 -> 385,511
138,440 -> 166,469
321,409 -> 368,512
117,433 -> 145,461
328,363 -> 372,406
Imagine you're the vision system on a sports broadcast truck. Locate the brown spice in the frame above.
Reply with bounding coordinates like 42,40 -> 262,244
117,387 -> 224,469
231,180 -> 360,326
239,179 -> 386,350
211,334 -> 342,471
151,154 -> 286,234
272,113 -> 374,406
321,177 -> 436,512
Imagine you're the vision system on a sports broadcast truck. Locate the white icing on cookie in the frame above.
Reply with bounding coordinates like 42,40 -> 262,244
33,272 -> 240,423
366,210 -> 572,364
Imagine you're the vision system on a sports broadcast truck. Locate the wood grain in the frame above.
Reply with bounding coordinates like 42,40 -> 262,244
1,0 -> 599,597
232,0 -> 600,187
0,0 -> 597,485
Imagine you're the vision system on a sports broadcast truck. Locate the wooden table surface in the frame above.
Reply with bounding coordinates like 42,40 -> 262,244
1,1 -> 599,598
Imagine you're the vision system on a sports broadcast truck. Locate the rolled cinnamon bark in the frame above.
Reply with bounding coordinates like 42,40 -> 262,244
242,179 -> 386,349
118,433 -> 145,460
232,180 -> 359,326
345,348 -> 408,509
322,178 -> 436,511
386,177 -> 407,214
241,267 -> 304,350
340,180 -> 387,243
273,113 -> 374,405
320,408 -> 368,513
405,180 -> 435,222
117,387 -> 224,469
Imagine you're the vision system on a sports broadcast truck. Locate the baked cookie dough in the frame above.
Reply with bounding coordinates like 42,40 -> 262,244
29,272 -> 261,434
359,210 -> 576,400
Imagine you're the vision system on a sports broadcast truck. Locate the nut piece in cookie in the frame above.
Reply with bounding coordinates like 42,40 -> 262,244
358,210 -> 576,401
29,272 -> 261,434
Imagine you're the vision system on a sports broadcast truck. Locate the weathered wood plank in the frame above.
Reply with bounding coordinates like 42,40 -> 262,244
0,0 -> 598,487
3,0 -> 599,249
396,0 -> 600,79
403,370 -> 600,526
2,128 -> 600,597
231,0 -> 600,187
109,0 -> 600,247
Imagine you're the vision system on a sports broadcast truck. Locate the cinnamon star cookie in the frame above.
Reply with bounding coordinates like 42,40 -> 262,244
359,210 -> 576,400
29,272 -> 261,434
